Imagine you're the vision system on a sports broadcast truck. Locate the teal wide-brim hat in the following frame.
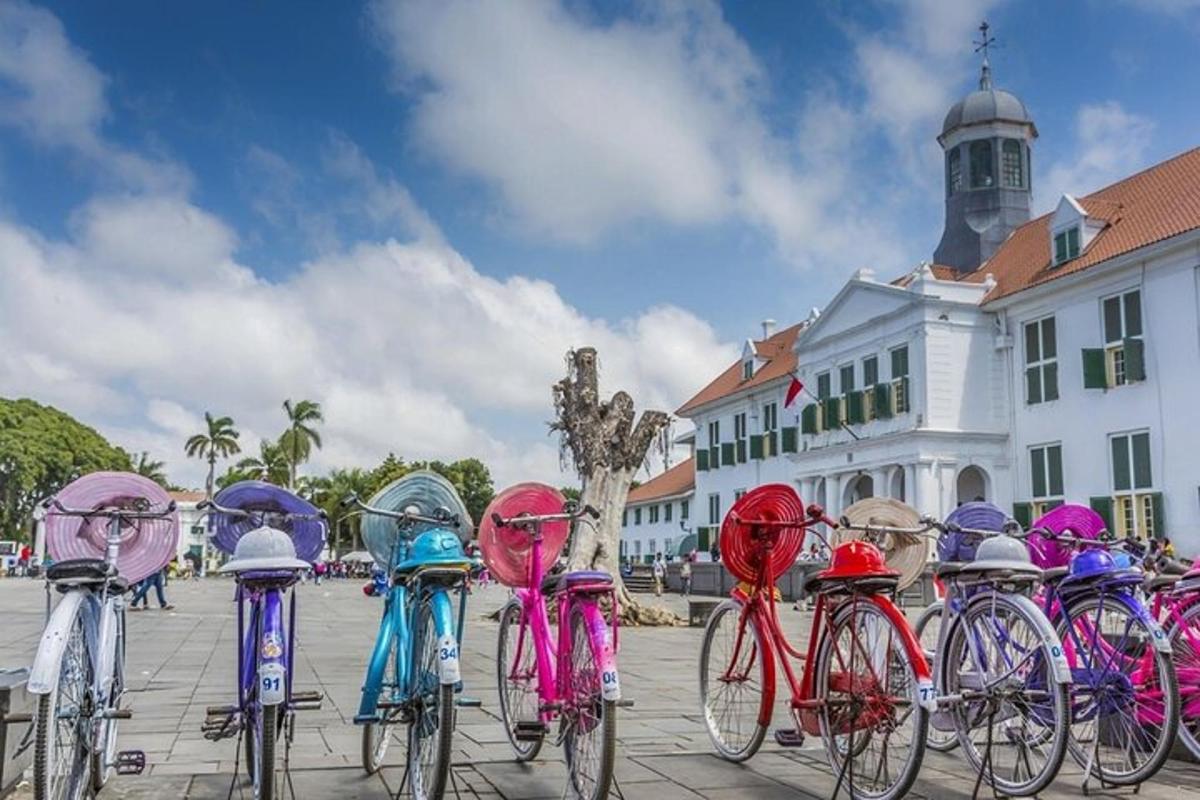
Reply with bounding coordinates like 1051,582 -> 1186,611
362,470 -> 473,568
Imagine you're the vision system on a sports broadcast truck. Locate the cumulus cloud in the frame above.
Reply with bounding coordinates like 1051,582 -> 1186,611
1038,101 -> 1156,211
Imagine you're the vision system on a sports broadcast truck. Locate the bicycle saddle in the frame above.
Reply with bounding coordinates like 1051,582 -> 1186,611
1144,573 -> 1181,593
541,570 -> 612,596
46,558 -> 130,593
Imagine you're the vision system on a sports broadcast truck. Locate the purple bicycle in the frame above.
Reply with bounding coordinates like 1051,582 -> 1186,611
199,482 -> 327,800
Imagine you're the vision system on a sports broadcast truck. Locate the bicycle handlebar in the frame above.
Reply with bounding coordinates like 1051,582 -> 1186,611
489,501 -> 600,530
728,503 -> 838,532
339,494 -> 458,528
197,498 -> 327,523
1028,526 -> 1138,551
43,497 -> 177,520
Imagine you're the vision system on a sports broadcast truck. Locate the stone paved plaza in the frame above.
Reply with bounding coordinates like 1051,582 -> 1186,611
4,577 -> 1200,799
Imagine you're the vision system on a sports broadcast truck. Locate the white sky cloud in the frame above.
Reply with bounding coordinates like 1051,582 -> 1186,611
1038,101 -> 1156,211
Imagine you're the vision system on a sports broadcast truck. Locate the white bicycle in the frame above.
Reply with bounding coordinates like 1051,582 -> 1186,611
25,473 -> 178,800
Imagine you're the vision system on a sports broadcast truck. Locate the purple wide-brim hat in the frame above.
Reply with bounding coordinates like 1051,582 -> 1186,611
45,471 -> 180,583
938,501 -> 1008,563
210,481 -> 325,563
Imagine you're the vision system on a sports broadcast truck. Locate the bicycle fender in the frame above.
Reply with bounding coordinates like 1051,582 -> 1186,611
866,595 -> 937,711
967,592 -> 1072,685
429,590 -> 461,685
28,591 -> 87,695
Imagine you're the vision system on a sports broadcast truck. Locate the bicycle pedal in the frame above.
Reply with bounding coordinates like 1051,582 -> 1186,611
290,690 -> 323,703
116,750 -> 146,775
455,696 -> 482,708
205,704 -> 239,716
101,708 -> 132,720
514,721 -> 549,741
773,728 -> 805,747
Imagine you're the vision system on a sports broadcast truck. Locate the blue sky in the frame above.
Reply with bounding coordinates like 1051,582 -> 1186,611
2,0 -> 1199,488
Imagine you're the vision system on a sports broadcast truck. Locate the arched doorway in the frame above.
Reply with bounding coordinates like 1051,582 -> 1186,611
956,465 -> 989,505
845,473 -> 874,506
889,468 -> 906,503
813,477 -> 827,510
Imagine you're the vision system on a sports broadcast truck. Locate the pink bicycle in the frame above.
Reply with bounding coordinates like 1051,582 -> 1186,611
479,484 -> 622,800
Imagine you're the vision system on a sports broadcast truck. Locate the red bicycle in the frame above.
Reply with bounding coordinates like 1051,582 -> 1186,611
698,485 -> 935,800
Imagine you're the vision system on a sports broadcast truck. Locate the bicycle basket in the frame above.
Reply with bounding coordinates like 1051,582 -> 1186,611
45,471 -> 180,583
720,484 -> 805,584
1027,504 -> 1104,569
211,481 -> 325,563
938,501 -> 1007,563
362,470 -> 473,568
834,498 -> 925,591
478,482 -> 568,589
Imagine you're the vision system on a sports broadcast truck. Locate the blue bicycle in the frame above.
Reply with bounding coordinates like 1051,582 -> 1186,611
342,471 -> 476,800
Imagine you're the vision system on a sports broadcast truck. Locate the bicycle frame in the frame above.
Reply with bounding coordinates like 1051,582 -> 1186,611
236,573 -> 297,715
1150,587 -> 1200,720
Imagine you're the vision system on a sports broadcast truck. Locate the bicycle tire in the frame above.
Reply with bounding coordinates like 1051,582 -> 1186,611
496,599 -> 543,761
562,604 -> 615,800
1167,599 -> 1200,760
813,597 -> 927,800
362,631 -> 400,774
259,704 -> 278,800
1056,593 -> 1179,786
913,601 -> 957,753
699,598 -> 769,762
33,609 -> 91,800
91,605 -> 125,793
943,592 -> 1069,796
408,599 -> 454,800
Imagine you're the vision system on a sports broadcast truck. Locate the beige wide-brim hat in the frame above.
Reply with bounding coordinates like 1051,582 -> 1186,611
833,498 -> 926,590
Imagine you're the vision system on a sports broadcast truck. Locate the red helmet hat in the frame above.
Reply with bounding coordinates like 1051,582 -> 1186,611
719,484 -> 806,584
819,540 -> 898,582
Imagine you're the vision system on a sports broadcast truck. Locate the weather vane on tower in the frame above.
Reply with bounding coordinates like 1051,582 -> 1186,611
974,20 -> 996,90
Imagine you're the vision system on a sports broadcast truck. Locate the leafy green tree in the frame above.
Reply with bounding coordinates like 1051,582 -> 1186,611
429,458 -> 495,530
185,412 -> 241,499
280,399 -> 323,489
560,486 -> 582,502
0,397 -> 133,540
312,467 -> 373,556
133,451 -> 172,488
234,439 -> 290,486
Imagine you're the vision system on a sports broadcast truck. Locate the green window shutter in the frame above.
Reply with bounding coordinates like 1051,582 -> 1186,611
1081,348 -> 1107,389
696,449 -> 709,471
1043,362 -> 1059,401
1066,226 -> 1080,258
1124,337 -> 1146,382
1025,366 -> 1042,404
1054,232 -> 1067,264
765,431 -> 778,457
873,384 -> 893,419
1132,432 -> 1152,489
781,426 -> 798,453
721,442 -> 735,466
823,397 -> 842,427
898,377 -> 910,413
846,390 -> 865,424
736,439 -> 747,463
801,404 -> 819,434
1151,492 -> 1165,538
709,446 -> 720,469
1030,448 -> 1047,498
698,527 -> 711,552
1111,435 -> 1131,492
1089,496 -> 1115,533
1047,445 -> 1063,497
1012,502 -> 1033,530
749,435 -> 764,459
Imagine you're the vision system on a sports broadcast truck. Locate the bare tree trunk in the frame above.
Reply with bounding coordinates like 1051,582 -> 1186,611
553,348 -> 681,626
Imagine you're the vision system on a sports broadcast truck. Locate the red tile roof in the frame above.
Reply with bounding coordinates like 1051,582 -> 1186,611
675,323 -> 802,416
627,458 -> 694,504
170,490 -> 207,503
983,147 -> 1200,302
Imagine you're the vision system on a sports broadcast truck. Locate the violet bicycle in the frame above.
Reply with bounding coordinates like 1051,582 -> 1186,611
479,483 -> 622,800
199,482 -> 327,800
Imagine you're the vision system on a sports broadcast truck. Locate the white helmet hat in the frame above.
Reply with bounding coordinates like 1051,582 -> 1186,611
218,526 -> 311,573
967,534 -> 1040,576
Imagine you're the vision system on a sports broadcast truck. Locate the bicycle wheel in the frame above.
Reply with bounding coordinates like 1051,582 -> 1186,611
942,592 -> 1069,796
497,599 -> 543,761
33,610 -> 91,800
362,631 -> 400,773
408,599 -> 454,800
1056,593 -> 1178,786
1167,599 -> 1200,760
562,604 -> 615,800
913,601 -> 957,753
699,599 -> 769,761
91,606 -> 125,793
813,597 -> 926,800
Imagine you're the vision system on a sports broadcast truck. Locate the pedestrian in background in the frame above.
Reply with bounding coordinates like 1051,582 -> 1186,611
130,566 -> 174,611
652,552 -> 666,597
680,553 -> 692,596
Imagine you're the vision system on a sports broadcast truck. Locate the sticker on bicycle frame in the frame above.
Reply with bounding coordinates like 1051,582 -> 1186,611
601,668 -> 621,702
260,661 -> 285,705
261,633 -> 284,660
1148,620 -> 1172,653
917,679 -> 938,712
436,634 -> 461,684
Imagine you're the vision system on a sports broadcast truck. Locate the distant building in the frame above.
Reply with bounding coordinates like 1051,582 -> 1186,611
170,490 -> 214,575
618,458 -> 694,563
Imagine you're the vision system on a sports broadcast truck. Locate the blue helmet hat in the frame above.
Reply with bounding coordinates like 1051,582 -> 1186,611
1067,548 -> 1117,582
394,528 -> 471,573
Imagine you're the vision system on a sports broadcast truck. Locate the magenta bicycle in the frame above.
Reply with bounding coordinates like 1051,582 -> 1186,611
479,483 -> 622,800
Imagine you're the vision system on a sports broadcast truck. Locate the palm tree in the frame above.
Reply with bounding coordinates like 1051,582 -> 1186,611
185,412 -> 242,498
234,439 -> 290,486
318,467 -> 372,557
134,451 -> 169,487
280,399 -> 323,489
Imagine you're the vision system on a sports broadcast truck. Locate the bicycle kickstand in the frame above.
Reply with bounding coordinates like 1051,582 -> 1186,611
970,706 -> 1015,800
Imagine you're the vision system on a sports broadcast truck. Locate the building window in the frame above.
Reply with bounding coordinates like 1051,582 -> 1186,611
708,493 -> 721,525
707,419 -> 720,468
664,537 -> 673,556
680,499 -> 689,520
742,360 -> 753,380
648,505 -> 659,524
622,510 -> 627,527
890,345 -> 910,413
1002,140 -> 1024,188
862,355 -> 879,419
969,139 -> 994,188
649,538 -> 657,557
948,148 -> 962,195
816,372 -> 831,399
1053,227 -> 1080,265
762,402 -> 778,432
620,539 -> 627,558
1104,290 -> 1144,387
664,502 -> 673,522
839,364 -> 855,395
1024,316 -> 1058,404
634,540 -> 642,559
734,411 -> 747,463
634,508 -> 641,525
734,488 -> 747,502
1110,431 -> 1156,539
1030,443 -> 1064,517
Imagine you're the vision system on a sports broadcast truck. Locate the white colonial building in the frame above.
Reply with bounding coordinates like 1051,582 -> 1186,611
618,458 -> 694,564
621,56 -> 1200,558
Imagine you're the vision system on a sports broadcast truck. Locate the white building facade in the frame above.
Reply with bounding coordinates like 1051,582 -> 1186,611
618,459 -> 694,564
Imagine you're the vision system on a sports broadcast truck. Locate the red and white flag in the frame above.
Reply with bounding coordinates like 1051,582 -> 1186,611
784,376 -> 804,408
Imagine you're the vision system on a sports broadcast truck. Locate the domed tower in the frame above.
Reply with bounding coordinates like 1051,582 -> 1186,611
934,23 -> 1037,273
